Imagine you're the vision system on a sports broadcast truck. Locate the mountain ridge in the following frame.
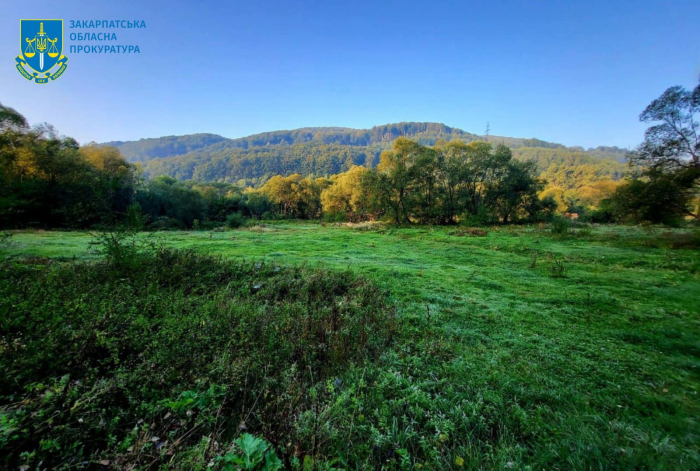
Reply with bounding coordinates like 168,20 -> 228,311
98,122 -> 629,187
103,122 -> 628,161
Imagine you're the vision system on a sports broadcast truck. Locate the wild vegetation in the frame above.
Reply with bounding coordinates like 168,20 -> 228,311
0,231 -> 395,469
0,80 -> 699,469
3,81 -> 697,230
113,123 -> 627,198
2,223 -> 700,469
0,106 -> 555,229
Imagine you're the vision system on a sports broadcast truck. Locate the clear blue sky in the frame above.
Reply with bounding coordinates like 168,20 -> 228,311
1,0 -> 698,148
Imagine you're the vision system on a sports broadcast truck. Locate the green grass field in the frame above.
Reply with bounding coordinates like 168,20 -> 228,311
3,222 -> 700,469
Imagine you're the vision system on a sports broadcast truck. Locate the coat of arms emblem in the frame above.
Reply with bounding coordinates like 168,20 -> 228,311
16,20 -> 68,84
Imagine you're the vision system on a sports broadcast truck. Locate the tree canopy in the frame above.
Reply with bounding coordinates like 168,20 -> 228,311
609,79 -> 700,223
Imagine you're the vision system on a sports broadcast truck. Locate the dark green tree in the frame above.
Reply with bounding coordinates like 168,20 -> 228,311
620,79 -> 700,222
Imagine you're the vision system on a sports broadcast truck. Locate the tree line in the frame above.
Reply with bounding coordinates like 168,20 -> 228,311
134,130 -> 626,191
0,108 -> 551,228
324,139 -> 550,224
1,79 -> 697,229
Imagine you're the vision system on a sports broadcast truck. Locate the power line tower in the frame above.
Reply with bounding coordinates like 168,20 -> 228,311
485,122 -> 490,140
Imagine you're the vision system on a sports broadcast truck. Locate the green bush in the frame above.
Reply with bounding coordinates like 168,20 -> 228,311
323,211 -> 346,223
226,212 -> 247,228
585,204 -> 615,223
550,216 -> 571,235
124,202 -> 145,231
198,219 -> 225,230
574,227 -> 593,238
460,207 -> 492,227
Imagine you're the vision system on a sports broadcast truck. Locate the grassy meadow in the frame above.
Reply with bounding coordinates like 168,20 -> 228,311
1,222 -> 700,469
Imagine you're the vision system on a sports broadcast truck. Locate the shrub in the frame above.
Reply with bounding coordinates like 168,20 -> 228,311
90,229 -> 157,273
323,211 -> 346,223
460,207 -> 492,226
574,227 -> 593,238
586,206 -> 615,224
608,173 -> 693,226
124,202 -> 145,231
551,217 -> 571,235
226,212 -> 247,228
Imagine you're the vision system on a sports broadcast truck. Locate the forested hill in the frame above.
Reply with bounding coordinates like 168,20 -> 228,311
101,133 -> 227,162
102,122 -> 629,187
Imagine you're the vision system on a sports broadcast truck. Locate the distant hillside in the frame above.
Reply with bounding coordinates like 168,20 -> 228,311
512,147 -> 625,190
101,133 -> 227,162
101,122 -> 628,187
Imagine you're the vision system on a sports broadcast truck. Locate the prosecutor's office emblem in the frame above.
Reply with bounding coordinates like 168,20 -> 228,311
16,20 -> 68,84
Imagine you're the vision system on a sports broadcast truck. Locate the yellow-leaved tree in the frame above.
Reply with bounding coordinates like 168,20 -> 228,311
320,165 -> 369,220
259,174 -> 329,219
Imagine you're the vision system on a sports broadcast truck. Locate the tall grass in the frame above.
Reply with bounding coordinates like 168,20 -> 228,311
0,233 -> 395,469
2,224 -> 700,469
